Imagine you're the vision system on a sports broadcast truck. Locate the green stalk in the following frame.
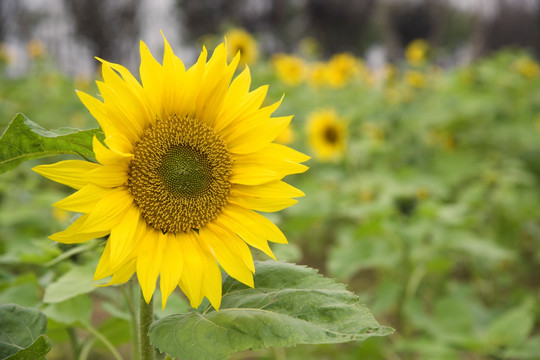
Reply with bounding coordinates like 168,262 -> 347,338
122,282 -> 140,360
139,291 -> 155,360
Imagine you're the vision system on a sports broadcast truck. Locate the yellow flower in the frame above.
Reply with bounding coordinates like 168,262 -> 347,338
514,57 -> 540,79
275,124 -> 295,145
27,39 -> 46,59
307,109 -> 347,161
33,35 -> 309,310
271,53 -> 307,86
405,70 -> 427,88
225,28 -> 259,67
308,62 -> 328,88
325,53 -> 359,88
405,39 -> 429,66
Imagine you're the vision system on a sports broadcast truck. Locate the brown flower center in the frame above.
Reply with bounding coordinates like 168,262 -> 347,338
128,115 -> 232,233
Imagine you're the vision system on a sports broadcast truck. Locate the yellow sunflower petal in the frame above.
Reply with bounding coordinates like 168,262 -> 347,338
98,65 -> 146,140
92,136 -> 133,166
195,44 -> 239,126
229,194 -> 297,212
225,204 -> 288,244
80,188 -> 134,233
199,224 -> 254,288
231,143 -> 309,184
159,232 -> 184,309
107,258 -> 136,285
87,164 -> 128,187
53,183 -> 112,213
212,66 -> 252,131
137,228 -> 165,304
50,214 -> 109,244
108,204 -> 142,266
94,241 -> 113,280
227,113 -> 291,154
216,83 -> 267,135
176,46 -> 207,118
178,231 -> 206,308
33,160 -> 100,190
161,33 -> 187,118
139,40 -> 164,119
233,180 -> 305,199
200,241 -> 222,310
76,92 -> 133,154
215,208 -> 276,259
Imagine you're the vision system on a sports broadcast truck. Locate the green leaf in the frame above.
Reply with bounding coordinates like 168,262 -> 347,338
43,263 -> 98,303
5,335 -> 51,360
485,299 -> 535,349
0,113 -> 102,174
149,261 -> 393,360
0,304 -> 49,359
42,294 -> 92,325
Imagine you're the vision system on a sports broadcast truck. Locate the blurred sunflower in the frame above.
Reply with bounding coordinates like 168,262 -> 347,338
405,39 -> 429,66
271,53 -> 307,86
275,124 -> 295,145
34,35 -> 308,310
514,57 -> 540,79
307,109 -> 347,161
308,62 -> 328,88
325,53 -> 360,88
27,39 -> 46,59
405,70 -> 427,88
225,28 -> 259,67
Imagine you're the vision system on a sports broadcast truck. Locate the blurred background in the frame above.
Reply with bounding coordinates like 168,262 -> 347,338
2,0 -> 540,359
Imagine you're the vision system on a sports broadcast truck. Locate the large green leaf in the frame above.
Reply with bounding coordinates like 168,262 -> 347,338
43,263 -> 99,303
0,113 -> 101,173
0,304 -> 50,360
4,335 -> 51,360
149,261 -> 393,360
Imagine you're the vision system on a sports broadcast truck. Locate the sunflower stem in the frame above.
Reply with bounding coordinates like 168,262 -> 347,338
123,282 -> 139,360
139,291 -> 155,360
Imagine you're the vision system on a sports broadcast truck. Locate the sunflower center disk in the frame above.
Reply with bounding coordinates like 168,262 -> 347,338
128,115 -> 232,233
324,126 -> 339,144
158,146 -> 212,197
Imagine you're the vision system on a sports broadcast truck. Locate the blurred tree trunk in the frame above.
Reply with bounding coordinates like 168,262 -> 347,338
305,0 -> 376,56
63,0 -> 141,63
472,0 -> 540,58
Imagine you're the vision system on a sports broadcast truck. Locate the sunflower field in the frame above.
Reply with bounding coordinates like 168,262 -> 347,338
1,33 -> 540,360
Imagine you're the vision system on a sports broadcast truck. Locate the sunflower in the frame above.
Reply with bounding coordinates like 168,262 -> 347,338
307,109 -> 347,161
271,54 -> 307,86
325,53 -> 360,88
405,39 -> 429,66
225,28 -> 259,67
33,35 -> 309,310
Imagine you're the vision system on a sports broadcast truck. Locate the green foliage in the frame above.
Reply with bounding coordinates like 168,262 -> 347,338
0,113 -> 102,174
2,47 -> 540,359
150,261 -> 392,360
0,304 -> 50,360
42,262 -> 99,303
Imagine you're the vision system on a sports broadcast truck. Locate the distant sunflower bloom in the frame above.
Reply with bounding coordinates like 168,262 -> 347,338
271,54 -> 307,86
27,39 -> 46,59
307,109 -> 347,161
33,35 -> 309,310
325,53 -> 360,88
308,62 -> 328,88
514,57 -> 540,79
405,70 -> 427,88
405,39 -> 429,66
225,28 -> 259,67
